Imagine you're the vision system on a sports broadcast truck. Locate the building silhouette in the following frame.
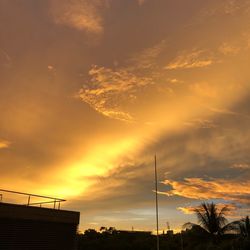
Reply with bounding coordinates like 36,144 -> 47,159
0,189 -> 80,250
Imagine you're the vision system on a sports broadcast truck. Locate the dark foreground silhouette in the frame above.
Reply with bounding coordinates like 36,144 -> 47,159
76,227 -> 250,250
77,203 -> 250,250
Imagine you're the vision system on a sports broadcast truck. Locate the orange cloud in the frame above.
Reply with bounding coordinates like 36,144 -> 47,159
0,140 -> 10,149
165,49 -> 214,70
79,65 -> 154,122
163,178 -> 250,205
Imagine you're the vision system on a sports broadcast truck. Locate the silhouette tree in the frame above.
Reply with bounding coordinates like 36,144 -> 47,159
229,216 -> 250,250
183,202 -> 233,242
232,216 -> 250,238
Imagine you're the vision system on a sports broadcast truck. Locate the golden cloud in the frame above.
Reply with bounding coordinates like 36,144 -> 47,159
163,177 -> 250,205
79,65 -> 154,122
165,49 -> 214,70
0,140 -> 10,149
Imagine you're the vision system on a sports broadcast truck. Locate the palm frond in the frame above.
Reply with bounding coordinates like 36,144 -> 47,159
221,221 -> 240,234
195,208 -> 210,233
182,222 -> 197,230
189,202 -> 234,236
218,205 -> 229,217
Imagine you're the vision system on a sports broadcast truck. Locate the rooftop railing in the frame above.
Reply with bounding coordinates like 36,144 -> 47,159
0,189 -> 66,209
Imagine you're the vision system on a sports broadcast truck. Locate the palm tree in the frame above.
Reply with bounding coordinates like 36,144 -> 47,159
183,202 -> 232,241
233,216 -> 250,238
228,216 -> 250,250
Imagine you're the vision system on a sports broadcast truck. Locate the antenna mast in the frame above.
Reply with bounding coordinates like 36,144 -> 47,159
154,155 -> 160,250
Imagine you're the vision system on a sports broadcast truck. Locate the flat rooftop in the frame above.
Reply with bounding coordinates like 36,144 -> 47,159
0,202 -> 80,224
0,190 -> 80,250
0,188 -> 80,224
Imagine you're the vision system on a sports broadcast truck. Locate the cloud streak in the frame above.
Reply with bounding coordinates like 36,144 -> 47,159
163,177 -> 250,205
166,49 -> 214,70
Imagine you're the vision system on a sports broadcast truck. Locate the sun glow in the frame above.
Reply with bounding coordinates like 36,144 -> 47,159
38,138 -> 139,198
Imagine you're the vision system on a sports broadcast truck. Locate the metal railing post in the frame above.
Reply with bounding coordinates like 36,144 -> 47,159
0,189 -> 66,209
27,195 -> 30,205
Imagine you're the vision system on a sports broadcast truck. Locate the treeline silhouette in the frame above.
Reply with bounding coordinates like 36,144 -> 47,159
76,203 -> 250,250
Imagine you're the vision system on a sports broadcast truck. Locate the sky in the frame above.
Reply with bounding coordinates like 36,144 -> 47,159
0,0 -> 250,232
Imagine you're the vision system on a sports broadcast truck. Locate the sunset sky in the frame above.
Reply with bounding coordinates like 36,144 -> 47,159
1,0 -> 250,232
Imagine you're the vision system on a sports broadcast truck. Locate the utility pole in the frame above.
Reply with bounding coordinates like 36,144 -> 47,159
154,155 -> 160,250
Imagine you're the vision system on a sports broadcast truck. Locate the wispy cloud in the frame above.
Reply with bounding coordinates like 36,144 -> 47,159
184,118 -> 218,129
219,42 -> 240,56
208,107 -> 250,120
50,0 -> 109,33
79,65 -> 154,122
199,0 -> 248,19
129,40 -> 166,70
0,49 -> 12,67
231,163 -> 250,170
166,49 -> 214,70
